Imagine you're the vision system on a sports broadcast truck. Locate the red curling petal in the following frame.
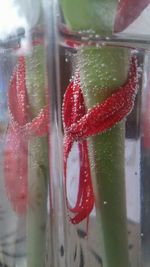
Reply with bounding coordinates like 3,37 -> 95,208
115,0 -> 150,32
68,57 -> 138,140
71,141 -> 94,224
64,141 -> 94,224
63,78 -> 85,129
63,56 -> 138,224
63,77 -> 94,224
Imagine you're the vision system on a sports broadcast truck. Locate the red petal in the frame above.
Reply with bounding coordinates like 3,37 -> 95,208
64,140 -> 94,225
63,78 -> 94,224
63,56 -> 138,224
115,0 -> 150,32
69,57 -> 138,140
69,141 -> 94,224
63,78 -> 85,129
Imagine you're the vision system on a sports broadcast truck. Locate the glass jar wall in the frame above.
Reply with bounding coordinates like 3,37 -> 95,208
48,1 -> 150,267
0,1 -> 51,266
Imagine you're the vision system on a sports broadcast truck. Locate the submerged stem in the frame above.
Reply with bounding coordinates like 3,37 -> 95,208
77,46 -> 130,267
25,45 -> 49,267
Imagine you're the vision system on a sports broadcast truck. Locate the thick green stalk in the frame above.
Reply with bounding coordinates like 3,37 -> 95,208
78,46 -> 130,267
61,1 -> 130,266
25,45 -> 48,267
61,0 -> 118,35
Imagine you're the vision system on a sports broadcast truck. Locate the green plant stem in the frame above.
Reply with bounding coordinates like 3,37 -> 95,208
61,0 -> 118,35
77,46 -> 130,267
77,45 -> 130,267
25,45 -> 48,267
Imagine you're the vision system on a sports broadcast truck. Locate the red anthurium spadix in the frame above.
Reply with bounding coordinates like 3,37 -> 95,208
4,57 -> 49,214
115,0 -> 150,32
63,56 -> 138,224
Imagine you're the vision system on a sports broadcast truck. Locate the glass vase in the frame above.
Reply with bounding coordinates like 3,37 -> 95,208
48,1 -> 150,267
0,0 -> 51,266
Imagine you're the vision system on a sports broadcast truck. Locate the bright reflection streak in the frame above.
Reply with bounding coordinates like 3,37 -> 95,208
0,0 -> 27,40
122,4 -> 150,35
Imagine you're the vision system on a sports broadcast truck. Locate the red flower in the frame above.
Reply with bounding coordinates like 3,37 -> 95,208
63,57 -> 138,224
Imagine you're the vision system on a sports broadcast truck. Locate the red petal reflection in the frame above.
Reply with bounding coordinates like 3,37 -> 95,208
4,57 -> 49,214
115,0 -> 150,32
